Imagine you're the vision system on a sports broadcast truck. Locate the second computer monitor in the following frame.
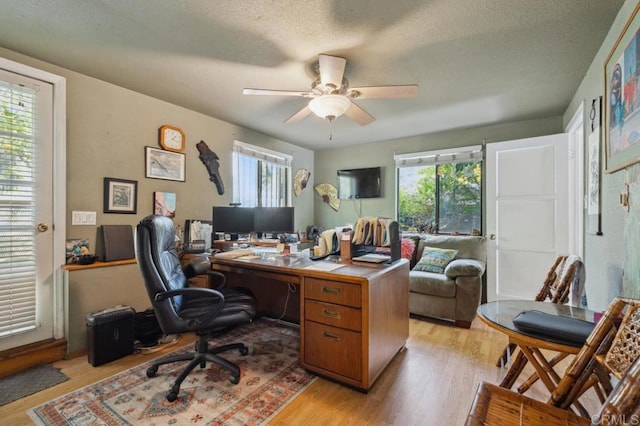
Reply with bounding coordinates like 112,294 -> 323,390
212,206 -> 255,234
254,207 -> 294,235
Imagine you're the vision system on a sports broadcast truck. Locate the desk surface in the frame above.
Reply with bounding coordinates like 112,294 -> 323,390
212,253 -> 406,282
478,300 -> 596,352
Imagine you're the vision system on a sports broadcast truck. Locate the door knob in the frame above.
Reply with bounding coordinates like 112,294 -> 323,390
489,234 -> 496,240
37,223 -> 49,232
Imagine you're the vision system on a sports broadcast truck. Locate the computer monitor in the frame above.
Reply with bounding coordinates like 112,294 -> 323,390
212,206 -> 255,234
253,207 -> 294,235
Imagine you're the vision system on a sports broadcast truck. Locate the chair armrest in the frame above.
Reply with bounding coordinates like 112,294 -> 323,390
154,287 -> 224,302
444,259 -> 485,278
202,270 -> 227,288
183,261 -> 226,288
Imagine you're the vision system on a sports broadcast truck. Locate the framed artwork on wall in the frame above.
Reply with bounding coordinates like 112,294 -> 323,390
103,177 -> 137,214
154,191 -> 176,218
587,97 -> 603,235
145,146 -> 186,181
604,2 -> 640,173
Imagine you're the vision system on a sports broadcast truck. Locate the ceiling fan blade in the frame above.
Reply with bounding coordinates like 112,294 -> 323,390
284,106 -> 312,124
349,85 -> 419,99
243,88 -> 313,97
344,101 -> 375,126
319,54 -> 347,89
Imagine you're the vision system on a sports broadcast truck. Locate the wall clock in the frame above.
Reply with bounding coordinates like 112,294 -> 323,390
159,125 -> 185,152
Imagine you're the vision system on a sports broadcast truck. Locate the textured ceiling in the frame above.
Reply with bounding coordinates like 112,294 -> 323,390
0,0 -> 624,150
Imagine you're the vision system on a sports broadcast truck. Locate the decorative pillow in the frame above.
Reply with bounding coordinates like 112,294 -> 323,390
413,247 -> 458,273
401,238 -> 416,261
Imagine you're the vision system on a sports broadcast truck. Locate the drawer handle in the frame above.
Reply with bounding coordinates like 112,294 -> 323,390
322,308 -> 341,319
322,331 -> 341,341
322,286 -> 341,295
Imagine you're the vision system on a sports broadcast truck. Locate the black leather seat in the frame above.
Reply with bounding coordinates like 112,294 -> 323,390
135,215 -> 256,402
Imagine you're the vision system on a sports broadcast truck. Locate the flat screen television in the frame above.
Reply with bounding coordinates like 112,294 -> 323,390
212,206 -> 254,234
337,167 -> 381,199
254,207 -> 294,234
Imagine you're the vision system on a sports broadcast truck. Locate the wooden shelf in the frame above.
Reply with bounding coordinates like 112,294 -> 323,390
62,259 -> 137,271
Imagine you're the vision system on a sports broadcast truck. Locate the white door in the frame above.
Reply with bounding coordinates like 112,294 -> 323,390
486,134 -> 570,301
0,68 -> 55,351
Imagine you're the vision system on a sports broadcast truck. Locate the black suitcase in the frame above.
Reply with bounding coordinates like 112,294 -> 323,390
86,305 -> 135,366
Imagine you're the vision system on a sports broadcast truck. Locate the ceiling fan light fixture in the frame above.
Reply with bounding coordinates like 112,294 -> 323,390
308,95 -> 351,120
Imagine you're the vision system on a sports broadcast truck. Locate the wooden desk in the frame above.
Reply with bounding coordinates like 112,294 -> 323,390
212,254 -> 410,391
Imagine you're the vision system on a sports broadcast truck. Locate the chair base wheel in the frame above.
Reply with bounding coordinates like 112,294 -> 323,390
229,375 -> 240,385
240,346 -> 249,356
166,390 -> 178,402
146,367 -> 158,378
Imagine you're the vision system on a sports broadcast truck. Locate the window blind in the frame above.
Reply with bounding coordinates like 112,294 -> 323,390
394,145 -> 483,167
0,80 -> 38,338
233,140 -> 292,167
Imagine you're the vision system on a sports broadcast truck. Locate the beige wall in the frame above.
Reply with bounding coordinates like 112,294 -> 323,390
0,47 -> 315,253
0,47 -> 315,353
2,0 -> 633,329
313,116 -> 563,230
563,0 -> 636,311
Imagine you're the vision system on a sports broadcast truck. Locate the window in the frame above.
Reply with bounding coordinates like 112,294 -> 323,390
395,146 -> 482,234
232,141 -> 292,207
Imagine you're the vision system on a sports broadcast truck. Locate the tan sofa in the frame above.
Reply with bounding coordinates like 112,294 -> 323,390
404,234 -> 487,328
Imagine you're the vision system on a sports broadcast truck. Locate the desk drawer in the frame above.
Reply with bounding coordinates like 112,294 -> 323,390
305,300 -> 361,331
304,320 -> 362,381
305,278 -> 361,308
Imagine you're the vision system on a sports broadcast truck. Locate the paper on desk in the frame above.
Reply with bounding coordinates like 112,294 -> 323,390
190,221 -> 213,246
304,262 -> 345,272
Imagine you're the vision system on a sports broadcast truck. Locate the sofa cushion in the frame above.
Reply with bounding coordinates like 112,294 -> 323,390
445,259 -> 486,278
413,247 -> 458,273
414,235 -> 486,262
401,238 -> 416,261
409,271 -> 457,298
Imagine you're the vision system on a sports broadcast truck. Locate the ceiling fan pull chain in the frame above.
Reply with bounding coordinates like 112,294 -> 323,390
328,116 -> 334,140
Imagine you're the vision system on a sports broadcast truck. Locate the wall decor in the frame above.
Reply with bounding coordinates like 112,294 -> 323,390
314,183 -> 340,211
154,191 -> 176,218
604,2 -> 640,173
145,146 -> 186,181
103,177 -> 138,214
587,97 -> 603,235
158,124 -> 185,152
294,168 -> 311,197
196,140 -> 225,195
65,238 -> 89,264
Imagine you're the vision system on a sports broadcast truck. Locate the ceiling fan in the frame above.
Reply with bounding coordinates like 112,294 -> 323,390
243,54 -> 419,138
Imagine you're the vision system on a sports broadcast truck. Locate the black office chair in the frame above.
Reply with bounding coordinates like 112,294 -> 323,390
135,215 -> 256,402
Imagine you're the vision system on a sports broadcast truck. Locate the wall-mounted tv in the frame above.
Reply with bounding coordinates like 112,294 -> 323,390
212,206 -> 254,234
337,167 -> 381,199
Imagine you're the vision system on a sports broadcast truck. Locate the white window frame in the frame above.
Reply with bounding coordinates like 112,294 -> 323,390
394,145 -> 483,233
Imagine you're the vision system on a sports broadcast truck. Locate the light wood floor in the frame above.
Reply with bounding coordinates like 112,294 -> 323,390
1,317 -> 600,425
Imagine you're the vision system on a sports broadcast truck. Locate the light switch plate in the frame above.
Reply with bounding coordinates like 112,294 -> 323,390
72,211 -> 96,225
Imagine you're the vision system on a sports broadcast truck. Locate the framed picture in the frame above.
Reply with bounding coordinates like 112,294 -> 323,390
145,146 -> 186,181
587,97 -> 603,235
103,177 -> 137,214
154,191 -> 176,218
65,238 -> 89,264
604,2 -> 640,173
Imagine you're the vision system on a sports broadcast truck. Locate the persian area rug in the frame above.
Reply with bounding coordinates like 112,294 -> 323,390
0,364 -> 69,407
28,319 -> 316,425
